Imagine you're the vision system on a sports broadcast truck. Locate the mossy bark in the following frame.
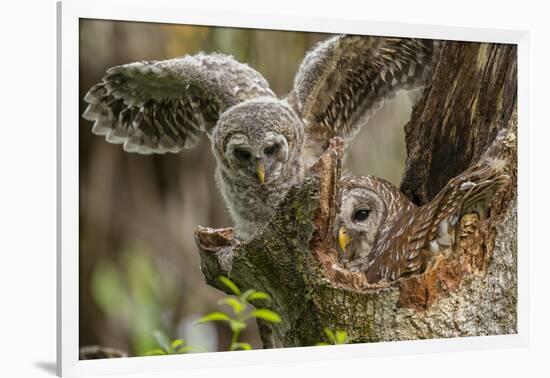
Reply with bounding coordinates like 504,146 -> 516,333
195,40 -> 518,347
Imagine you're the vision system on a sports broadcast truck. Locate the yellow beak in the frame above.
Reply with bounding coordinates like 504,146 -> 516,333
256,159 -> 265,185
338,226 -> 351,254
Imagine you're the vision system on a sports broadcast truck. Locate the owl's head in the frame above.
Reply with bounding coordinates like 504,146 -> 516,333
212,98 -> 304,186
337,176 -> 413,262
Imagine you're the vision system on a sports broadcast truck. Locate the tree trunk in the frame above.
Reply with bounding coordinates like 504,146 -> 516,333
194,40 -> 518,347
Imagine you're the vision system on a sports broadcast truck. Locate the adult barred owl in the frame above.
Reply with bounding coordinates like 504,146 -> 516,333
83,35 -> 440,239
337,135 -> 510,284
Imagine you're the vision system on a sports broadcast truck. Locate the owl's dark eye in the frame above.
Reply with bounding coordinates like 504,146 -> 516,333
264,144 -> 279,156
234,148 -> 251,161
353,209 -> 370,222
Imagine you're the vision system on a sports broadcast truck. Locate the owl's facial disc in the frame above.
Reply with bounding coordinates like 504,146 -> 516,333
226,132 -> 289,185
214,98 -> 302,186
338,207 -> 372,253
336,187 -> 385,261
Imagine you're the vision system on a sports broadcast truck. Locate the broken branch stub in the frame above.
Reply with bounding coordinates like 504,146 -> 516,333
195,137 -> 346,346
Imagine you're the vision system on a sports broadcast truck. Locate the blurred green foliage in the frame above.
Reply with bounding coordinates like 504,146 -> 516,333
90,243 -> 178,355
196,276 -> 281,351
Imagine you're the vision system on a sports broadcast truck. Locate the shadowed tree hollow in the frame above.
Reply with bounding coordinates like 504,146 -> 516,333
195,40 -> 518,347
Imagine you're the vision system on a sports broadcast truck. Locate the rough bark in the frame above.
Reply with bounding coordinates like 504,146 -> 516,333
194,40 -> 518,347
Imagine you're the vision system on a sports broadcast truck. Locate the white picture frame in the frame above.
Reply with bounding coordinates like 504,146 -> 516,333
57,1 -> 530,376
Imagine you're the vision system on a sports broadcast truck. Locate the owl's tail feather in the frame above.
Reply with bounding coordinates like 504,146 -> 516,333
435,126 -> 512,223
457,159 -> 509,218
432,158 -> 508,228
425,150 -> 509,267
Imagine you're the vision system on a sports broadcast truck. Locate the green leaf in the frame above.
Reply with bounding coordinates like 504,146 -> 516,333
153,330 -> 171,353
229,320 -> 247,333
250,309 -> 281,323
231,342 -> 252,351
171,339 -> 184,350
219,297 -> 245,315
316,342 -> 330,346
218,276 -> 241,296
335,330 -> 348,344
323,328 -> 336,344
145,348 -> 166,356
196,311 -> 231,324
247,291 -> 270,302
240,289 -> 255,302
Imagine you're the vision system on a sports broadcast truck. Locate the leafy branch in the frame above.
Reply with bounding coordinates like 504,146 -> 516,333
196,276 -> 281,351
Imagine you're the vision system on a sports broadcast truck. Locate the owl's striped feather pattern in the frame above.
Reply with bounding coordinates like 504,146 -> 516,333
346,157 -> 508,284
291,35 -> 441,158
83,53 -> 274,154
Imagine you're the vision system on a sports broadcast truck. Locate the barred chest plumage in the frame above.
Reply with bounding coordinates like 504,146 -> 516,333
215,159 -> 305,239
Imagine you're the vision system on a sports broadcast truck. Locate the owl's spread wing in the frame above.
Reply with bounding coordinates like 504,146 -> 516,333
83,53 -> 274,154
290,35 -> 441,157
361,156 -> 509,284
358,207 -> 436,283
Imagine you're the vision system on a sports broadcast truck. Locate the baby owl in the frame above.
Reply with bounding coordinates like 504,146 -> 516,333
83,35 -> 440,239
337,141 -> 509,284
